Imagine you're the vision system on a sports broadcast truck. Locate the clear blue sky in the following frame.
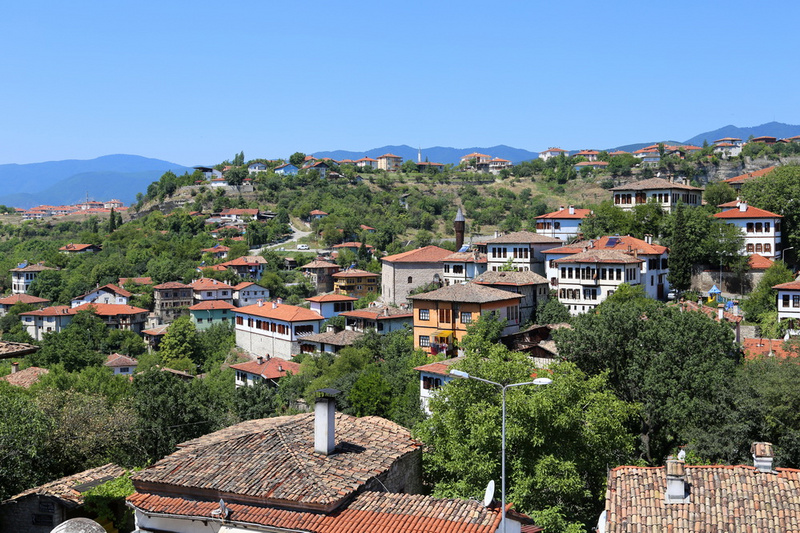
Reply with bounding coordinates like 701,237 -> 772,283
2,1 -> 798,166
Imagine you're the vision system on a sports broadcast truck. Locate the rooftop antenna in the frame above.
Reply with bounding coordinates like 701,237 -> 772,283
482,479 -> 495,507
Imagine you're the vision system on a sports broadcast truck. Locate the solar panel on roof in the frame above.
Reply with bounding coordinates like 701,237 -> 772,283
606,237 -> 618,247
458,245 -> 470,252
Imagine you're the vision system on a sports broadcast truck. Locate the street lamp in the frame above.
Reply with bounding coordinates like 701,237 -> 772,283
450,369 -> 552,533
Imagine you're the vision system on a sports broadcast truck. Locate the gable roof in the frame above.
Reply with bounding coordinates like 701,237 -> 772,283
340,306 -> 413,320
382,245 -> 452,264
749,253 -> 774,270
713,205 -> 782,219
414,356 -> 464,376
104,353 -> 139,368
221,255 -> 268,267
537,206 -> 592,220
0,293 -> 50,306
130,413 -> 421,512
58,243 -> 100,252
0,340 -> 39,359
773,280 -> 800,291
301,259 -> 340,269
237,302 -> 324,322
484,231 -> 561,245
605,464 -> 800,532
0,366 -> 49,388
76,283 -> 132,300
409,283 -> 523,304
230,357 -> 301,379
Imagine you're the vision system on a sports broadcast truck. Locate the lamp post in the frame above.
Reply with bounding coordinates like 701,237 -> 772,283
450,369 -> 552,533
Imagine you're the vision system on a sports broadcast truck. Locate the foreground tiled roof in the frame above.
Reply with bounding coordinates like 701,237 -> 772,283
237,302 -> 324,322
5,463 -> 125,507
0,366 -> 49,388
743,338 -> 796,360
381,245 -> 453,264
0,340 -> 39,358
749,253 -> 774,270
474,270 -> 548,286
131,413 -> 421,511
609,177 -> 701,191
605,464 -> 800,532
409,283 -> 523,304
127,490 -> 523,533
230,357 -> 300,379
484,231 -> 561,245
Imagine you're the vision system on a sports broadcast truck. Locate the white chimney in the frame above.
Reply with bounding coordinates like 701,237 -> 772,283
11,362 -> 19,374
568,205 -> 575,215
314,388 -> 339,455
752,442 -> 774,473
272,301 -> 278,309
559,205 -> 565,211
257,356 -> 264,365
739,201 -> 748,212
257,300 -> 263,307
717,304 -> 724,322
664,458 -> 689,503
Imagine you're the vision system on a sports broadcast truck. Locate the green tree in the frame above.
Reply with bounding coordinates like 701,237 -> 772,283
289,152 -> 306,167
225,166 -> 248,186
741,260 -> 794,322
703,181 -> 737,209
740,165 -> 800,262
32,310 -> 109,371
555,293 -> 740,463
157,315 -> 200,372
535,294 -> 571,324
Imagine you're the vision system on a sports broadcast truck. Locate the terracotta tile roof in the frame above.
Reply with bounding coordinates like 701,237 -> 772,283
743,338 -> 796,360
485,231 -> 561,245
671,300 -> 743,323
723,166 -> 776,184
0,366 -> 49,388
5,463 -> 125,507
221,256 -> 268,267
201,245 -> 230,253
119,277 -> 153,286
714,137 -> 742,142
382,245 -> 453,264
542,147 -> 567,153
302,329 -> 364,347
188,300 -> 238,311
20,305 -> 74,317
414,356 -> 464,376
104,353 -> 139,368
153,281 -> 192,289
442,251 -> 487,263
409,283 -> 523,304
474,270 -> 549,286
190,278 -> 235,291
713,204 -> 782,219
58,243 -> 99,252
537,207 -> 592,220
609,177 -> 702,192
333,242 -> 374,250
0,293 -> 50,305
575,161 -> 609,167
9,262 -> 56,273
0,340 -> 39,358
555,235 -> 667,256
237,302 -> 324,322
142,324 -> 170,336
360,224 -> 375,231
220,208 -> 259,216
230,357 -> 300,378
131,413 -> 421,511
72,302 -> 149,316
127,490 -> 523,533
748,253 -> 774,270
554,249 -> 644,265
332,269 -> 378,279
340,306 -> 413,320
76,283 -> 132,300
302,260 -> 340,269
378,153 -> 402,159
773,280 -> 800,291
605,464 -> 800,532
305,294 -> 358,303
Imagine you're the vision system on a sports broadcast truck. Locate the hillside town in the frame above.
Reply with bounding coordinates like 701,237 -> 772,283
2,136 -> 800,533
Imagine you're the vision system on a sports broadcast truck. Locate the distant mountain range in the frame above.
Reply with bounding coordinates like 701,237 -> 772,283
3,122 -> 799,209
0,155 -> 192,209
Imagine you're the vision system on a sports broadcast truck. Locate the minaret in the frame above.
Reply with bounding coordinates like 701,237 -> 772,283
418,147 -> 422,163
454,207 -> 466,250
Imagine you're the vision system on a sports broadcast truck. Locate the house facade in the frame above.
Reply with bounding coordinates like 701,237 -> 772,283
188,300 -> 237,330
774,280 -> 800,324
441,250 -> 488,285
381,246 -> 456,305
610,177 -> 703,213
301,259 -> 341,293
535,205 -> 592,241
230,355 -> 301,387
152,281 -> 193,324
473,270 -> 550,325
377,153 -> 403,171
409,283 -> 523,356
414,356 -> 461,416
190,278 -> 235,303
235,301 -> 324,359
538,147 -> 568,160
340,305 -> 413,333
714,201 -> 782,260
70,284 -> 131,307
104,353 -> 138,375
274,163 -> 299,175
20,303 -> 149,340
483,231 -> 562,274
332,269 -> 379,298
220,255 -> 268,280
10,262 -> 56,295
552,249 -> 644,315
232,281 -> 270,307
305,294 -> 357,319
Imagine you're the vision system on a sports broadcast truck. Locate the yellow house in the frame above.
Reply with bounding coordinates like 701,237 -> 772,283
409,283 -> 522,356
332,269 -> 379,298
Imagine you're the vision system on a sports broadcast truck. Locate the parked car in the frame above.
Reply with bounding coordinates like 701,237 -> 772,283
297,244 -> 309,250
667,289 -> 679,301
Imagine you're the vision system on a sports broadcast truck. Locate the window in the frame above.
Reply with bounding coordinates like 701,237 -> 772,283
461,311 -> 472,324
794,295 -> 800,308
756,223 -> 763,233
444,264 -> 450,273
197,318 -> 203,323
419,335 -> 430,347
747,223 -> 754,233
756,243 -> 763,253
453,265 -> 463,274
419,308 -> 430,320
408,276 -> 413,284
765,243 -> 772,253
236,371 -> 248,382
295,324 -> 314,336
506,305 -> 519,323
439,308 -> 451,323
784,295 -> 791,307
236,316 -> 244,325
747,243 -> 754,253
765,222 -> 771,233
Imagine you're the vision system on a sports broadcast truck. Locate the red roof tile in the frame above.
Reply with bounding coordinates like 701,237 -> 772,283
723,166 -> 776,184
0,366 -> 49,388
305,294 -> 359,303
748,253 -> 774,270
237,302 -> 323,322
190,278 -> 235,291
105,353 -> 139,368
537,207 -> 592,220
743,338 -> 796,360
332,269 -> 378,279
188,300 -> 238,311
414,356 -> 464,376
382,246 -> 459,264
713,205 -> 782,219
773,280 -> 800,291
0,293 -> 50,305
230,356 -> 300,379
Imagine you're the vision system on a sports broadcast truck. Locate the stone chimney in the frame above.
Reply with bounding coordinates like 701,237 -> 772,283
315,388 -> 340,455
664,457 -> 689,503
751,442 -> 774,473
11,362 -> 19,374
568,205 -> 575,215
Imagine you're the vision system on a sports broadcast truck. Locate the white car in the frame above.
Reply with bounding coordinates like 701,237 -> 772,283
297,244 -> 309,250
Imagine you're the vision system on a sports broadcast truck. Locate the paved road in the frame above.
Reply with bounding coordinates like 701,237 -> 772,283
250,223 -> 313,255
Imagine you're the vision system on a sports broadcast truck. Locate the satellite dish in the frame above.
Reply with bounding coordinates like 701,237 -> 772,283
483,479 -> 495,507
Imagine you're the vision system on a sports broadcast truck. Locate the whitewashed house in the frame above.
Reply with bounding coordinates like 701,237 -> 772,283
714,201 -> 782,260
234,301 -> 324,359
